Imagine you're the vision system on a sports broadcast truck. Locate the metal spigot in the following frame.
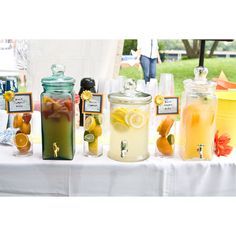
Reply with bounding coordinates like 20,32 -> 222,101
197,144 -> 204,159
53,142 -> 60,158
121,140 -> 128,158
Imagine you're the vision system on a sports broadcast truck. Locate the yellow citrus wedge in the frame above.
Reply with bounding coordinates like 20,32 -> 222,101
3,91 -> 15,102
84,116 -> 96,132
126,110 -> 146,129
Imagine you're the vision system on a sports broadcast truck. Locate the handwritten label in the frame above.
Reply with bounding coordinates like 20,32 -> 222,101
6,93 -> 33,113
156,97 -> 179,115
82,94 -> 104,114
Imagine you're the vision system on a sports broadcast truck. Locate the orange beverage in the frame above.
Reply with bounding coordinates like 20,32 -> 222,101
179,67 -> 217,160
180,100 -> 216,160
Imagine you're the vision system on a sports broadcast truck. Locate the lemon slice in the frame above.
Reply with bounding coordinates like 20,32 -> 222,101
81,90 -> 93,101
84,133 -> 95,143
84,116 -> 96,132
127,111 -> 146,129
3,91 -> 15,102
111,107 -> 129,125
154,95 -> 165,106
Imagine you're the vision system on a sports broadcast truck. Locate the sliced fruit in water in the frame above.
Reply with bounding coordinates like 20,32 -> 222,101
42,96 -> 55,104
126,110 -> 146,129
92,125 -> 102,137
13,114 -> 23,128
167,134 -> 175,145
84,116 -> 96,132
112,122 -> 129,132
157,116 -> 174,137
156,136 -> 173,155
94,114 -> 102,125
20,122 -> 31,135
64,100 -> 73,111
110,107 -> 128,125
22,113 -> 32,124
89,137 -> 98,155
84,133 -> 95,142
15,133 -> 29,148
18,141 -> 31,153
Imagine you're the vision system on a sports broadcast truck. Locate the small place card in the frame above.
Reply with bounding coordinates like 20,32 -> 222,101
156,96 -> 179,115
82,93 -> 104,114
6,92 -> 33,114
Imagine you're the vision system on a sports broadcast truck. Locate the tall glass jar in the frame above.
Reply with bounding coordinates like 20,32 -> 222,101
108,79 -> 152,162
13,112 -> 33,156
83,113 -> 103,157
179,67 -> 217,160
41,64 -> 75,160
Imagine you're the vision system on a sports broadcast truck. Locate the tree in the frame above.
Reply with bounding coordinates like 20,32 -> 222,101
182,40 -> 220,59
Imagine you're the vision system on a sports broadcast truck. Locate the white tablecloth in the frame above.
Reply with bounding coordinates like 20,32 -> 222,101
0,144 -> 236,196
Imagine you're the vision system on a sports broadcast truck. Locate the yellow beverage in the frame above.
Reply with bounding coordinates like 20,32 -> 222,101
180,101 -> 216,160
108,107 -> 150,162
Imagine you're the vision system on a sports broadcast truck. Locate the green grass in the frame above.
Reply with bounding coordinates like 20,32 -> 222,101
119,58 -> 236,97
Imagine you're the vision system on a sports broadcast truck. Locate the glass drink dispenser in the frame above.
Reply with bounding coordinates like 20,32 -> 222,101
108,79 -> 152,162
41,64 -> 75,160
179,67 -> 217,160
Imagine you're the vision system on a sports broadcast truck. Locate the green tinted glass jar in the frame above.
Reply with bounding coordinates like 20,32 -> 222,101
41,64 -> 75,160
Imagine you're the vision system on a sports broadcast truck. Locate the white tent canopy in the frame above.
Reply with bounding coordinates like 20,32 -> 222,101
27,40 -> 123,101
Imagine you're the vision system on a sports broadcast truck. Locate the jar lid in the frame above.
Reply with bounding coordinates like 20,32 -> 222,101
108,79 -> 152,105
41,64 -> 75,86
183,66 -> 216,92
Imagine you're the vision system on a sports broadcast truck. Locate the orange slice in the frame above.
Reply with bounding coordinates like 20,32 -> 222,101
13,114 -> 23,128
18,141 -> 31,153
157,116 -> 174,137
156,136 -> 173,155
15,133 -> 29,148
20,122 -> 31,135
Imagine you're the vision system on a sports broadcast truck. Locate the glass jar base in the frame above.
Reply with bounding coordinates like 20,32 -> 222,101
108,152 -> 150,162
83,152 -> 103,158
42,157 -> 74,161
13,150 -> 33,157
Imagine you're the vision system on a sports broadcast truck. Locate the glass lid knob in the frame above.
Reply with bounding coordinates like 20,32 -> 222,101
51,64 -> 65,75
194,66 -> 208,82
123,79 -> 136,93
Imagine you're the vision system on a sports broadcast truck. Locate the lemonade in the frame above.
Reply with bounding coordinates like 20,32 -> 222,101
108,106 -> 150,162
180,98 -> 216,160
179,66 -> 217,160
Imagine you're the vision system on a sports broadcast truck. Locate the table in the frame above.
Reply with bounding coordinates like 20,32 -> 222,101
0,144 -> 236,196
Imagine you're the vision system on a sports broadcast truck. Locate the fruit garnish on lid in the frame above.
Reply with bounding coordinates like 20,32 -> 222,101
214,131 -> 233,157
81,90 -> 93,101
154,95 -> 165,106
3,90 -> 15,102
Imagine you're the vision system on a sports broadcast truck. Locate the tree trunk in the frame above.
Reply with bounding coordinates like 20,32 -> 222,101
182,40 -> 200,58
209,41 -> 219,58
